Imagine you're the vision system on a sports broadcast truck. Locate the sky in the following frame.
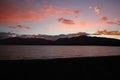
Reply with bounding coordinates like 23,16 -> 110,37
0,0 -> 120,35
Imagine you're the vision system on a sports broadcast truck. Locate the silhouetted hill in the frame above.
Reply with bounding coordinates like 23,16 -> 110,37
54,35 -> 120,46
0,36 -> 120,46
0,56 -> 120,79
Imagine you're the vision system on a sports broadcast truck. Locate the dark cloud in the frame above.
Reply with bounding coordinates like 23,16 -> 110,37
0,32 -> 16,39
58,17 -> 75,24
9,25 -> 31,29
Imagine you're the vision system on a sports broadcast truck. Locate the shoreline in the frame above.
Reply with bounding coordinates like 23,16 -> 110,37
0,56 -> 119,79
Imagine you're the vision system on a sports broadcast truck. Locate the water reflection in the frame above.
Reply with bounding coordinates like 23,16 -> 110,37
0,46 -> 120,60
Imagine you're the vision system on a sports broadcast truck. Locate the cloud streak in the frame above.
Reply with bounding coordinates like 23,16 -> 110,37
106,20 -> 120,25
100,16 -> 120,25
58,18 -> 75,25
9,25 -> 31,29
101,16 -> 108,21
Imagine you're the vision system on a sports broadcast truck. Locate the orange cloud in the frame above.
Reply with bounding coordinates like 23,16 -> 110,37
0,1 -> 47,24
58,18 -> 75,25
9,25 -> 31,30
101,16 -> 108,21
0,1 -> 19,23
94,6 -> 102,14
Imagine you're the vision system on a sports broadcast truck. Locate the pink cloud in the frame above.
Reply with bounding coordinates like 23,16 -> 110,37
101,16 -> 108,21
106,20 -> 120,25
100,16 -> 120,25
43,6 -> 53,13
74,10 -> 81,14
106,21 -> 116,24
0,1 -> 81,24
58,18 -> 75,25
49,7 -> 81,17
0,1 -> 46,24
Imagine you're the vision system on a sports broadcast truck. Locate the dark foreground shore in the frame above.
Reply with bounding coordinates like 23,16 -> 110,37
0,56 -> 120,79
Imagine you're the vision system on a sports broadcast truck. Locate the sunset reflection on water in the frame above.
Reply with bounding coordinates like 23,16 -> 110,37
0,46 -> 120,60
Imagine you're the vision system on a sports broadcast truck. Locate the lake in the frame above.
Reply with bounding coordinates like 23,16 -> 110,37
0,46 -> 120,60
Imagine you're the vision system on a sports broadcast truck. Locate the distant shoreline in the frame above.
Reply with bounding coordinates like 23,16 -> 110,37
0,44 -> 120,47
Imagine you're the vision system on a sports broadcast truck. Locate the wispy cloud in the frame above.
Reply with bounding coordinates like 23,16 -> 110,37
9,25 -> 31,29
58,18 -> 75,25
74,10 -> 81,14
100,16 -> 120,25
106,20 -> 120,25
50,8 -> 81,17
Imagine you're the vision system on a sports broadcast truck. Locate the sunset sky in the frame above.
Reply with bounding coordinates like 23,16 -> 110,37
0,0 -> 120,35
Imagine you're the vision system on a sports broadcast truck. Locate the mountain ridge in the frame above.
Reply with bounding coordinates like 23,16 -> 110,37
0,35 -> 120,46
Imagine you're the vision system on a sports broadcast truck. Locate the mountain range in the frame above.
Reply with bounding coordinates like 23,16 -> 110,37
0,35 -> 120,46
0,32 -> 88,40
1,30 -> 120,40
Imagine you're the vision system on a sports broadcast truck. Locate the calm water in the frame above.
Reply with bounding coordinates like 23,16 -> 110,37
0,46 -> 120,60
